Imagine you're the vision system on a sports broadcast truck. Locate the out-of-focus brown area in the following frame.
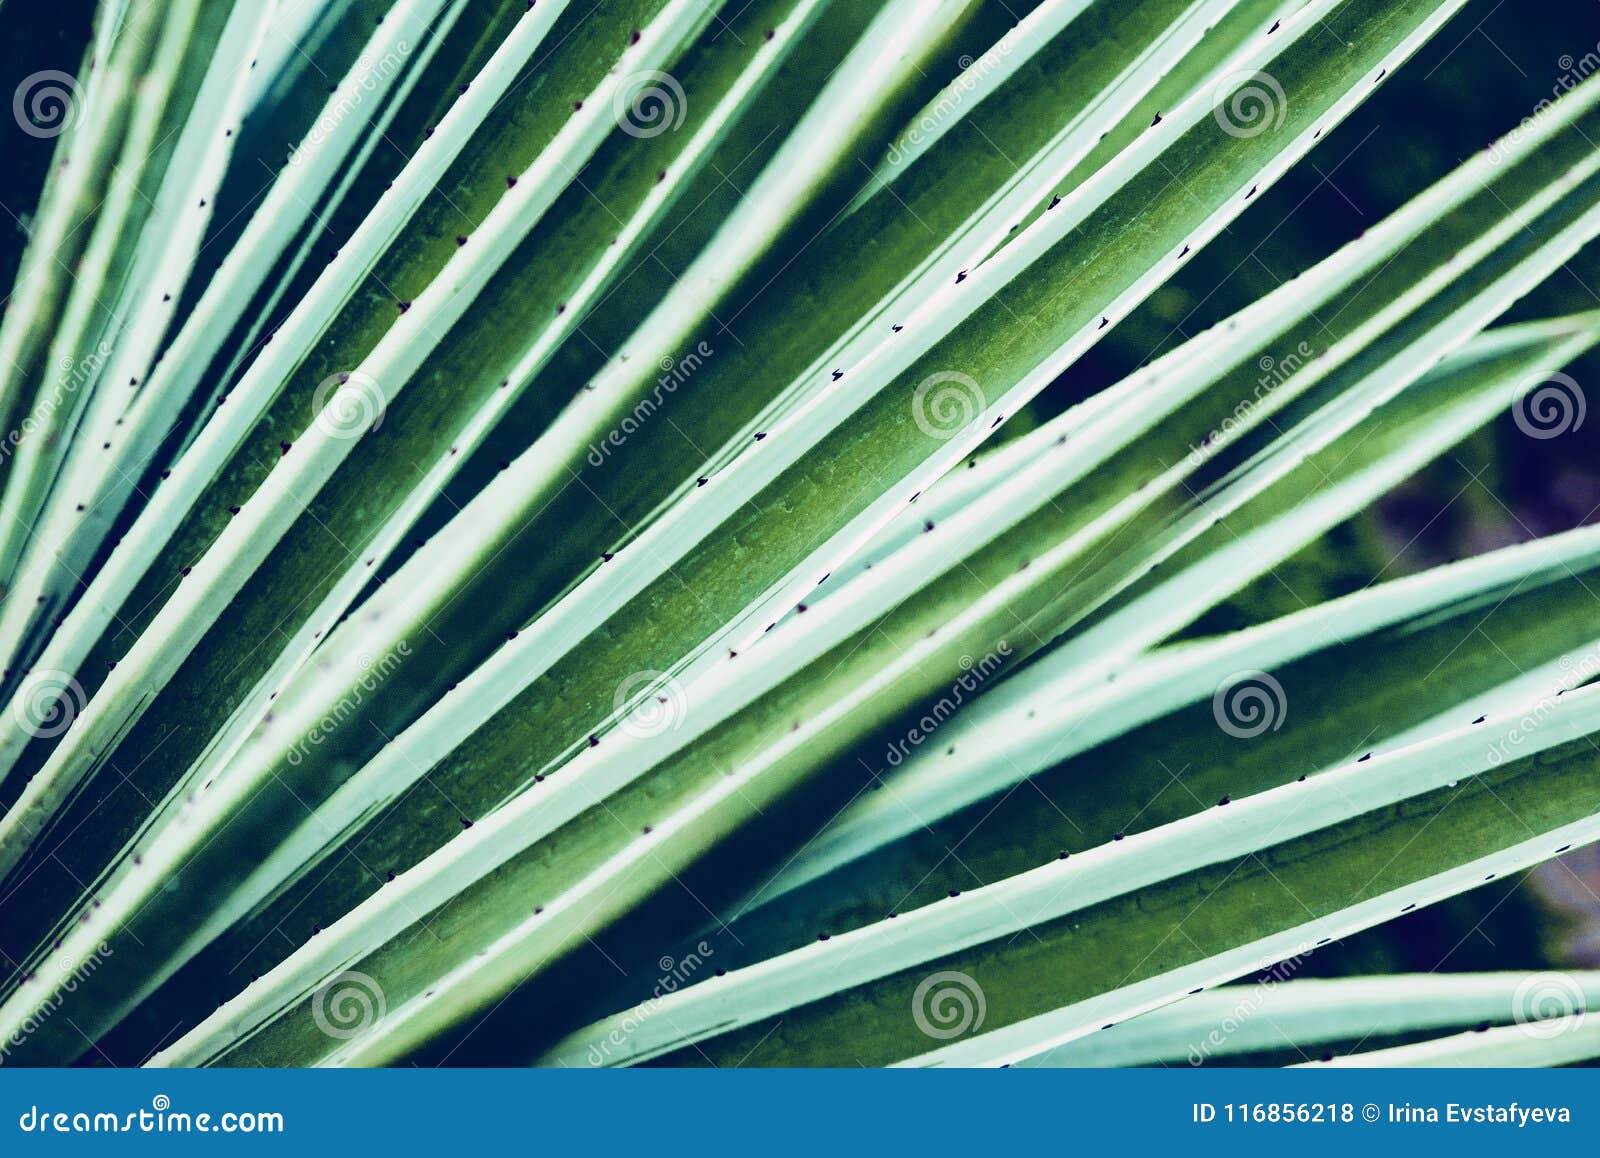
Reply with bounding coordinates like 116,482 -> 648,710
1537,848 -> 1600,968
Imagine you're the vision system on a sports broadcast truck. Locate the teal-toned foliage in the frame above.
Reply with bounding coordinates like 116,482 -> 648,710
1,0 -> 1598,1068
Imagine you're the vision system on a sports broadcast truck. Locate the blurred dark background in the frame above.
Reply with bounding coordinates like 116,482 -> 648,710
1054,0 -> 1600,988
